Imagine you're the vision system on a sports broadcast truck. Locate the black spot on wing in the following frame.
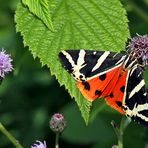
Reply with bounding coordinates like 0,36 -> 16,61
72,73 -> 75,77
99,74 -> 106,81
95,90 -> 102,96
120,86 -> 125,93
115,101 -> 122,107
110,92 -> 114,98
82,81 -> 90,91
119,74 -> 122,78
79,75 -> 83,79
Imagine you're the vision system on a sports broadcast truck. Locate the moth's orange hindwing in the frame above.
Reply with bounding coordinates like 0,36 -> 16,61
77,65 -> 123,101
105,68 -> 128,114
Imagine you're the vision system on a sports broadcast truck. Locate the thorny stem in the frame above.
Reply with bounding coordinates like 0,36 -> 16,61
55,132 -> 59,148
0,123 -> 23,148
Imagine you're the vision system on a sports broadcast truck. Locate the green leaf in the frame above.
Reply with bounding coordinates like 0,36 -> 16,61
22,0 -> 54,31
15,0 -> 129,124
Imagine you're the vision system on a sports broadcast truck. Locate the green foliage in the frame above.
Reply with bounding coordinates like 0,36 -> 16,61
15,0 -> 129,124
22,0 -> 54,31
0,0 -> 148,147
62,103 -> 117,145
62,102 -> 146,148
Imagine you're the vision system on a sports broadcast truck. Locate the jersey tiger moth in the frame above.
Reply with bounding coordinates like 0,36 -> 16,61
58,35 -> 148,126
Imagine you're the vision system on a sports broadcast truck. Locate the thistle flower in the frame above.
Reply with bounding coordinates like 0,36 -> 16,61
49,113 -> 66,133
128,34 -> 148,66
0,49 -> 13,79
31,140 -> 47,148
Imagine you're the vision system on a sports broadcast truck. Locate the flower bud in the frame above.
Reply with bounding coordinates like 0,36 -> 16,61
49,113 -> 66,133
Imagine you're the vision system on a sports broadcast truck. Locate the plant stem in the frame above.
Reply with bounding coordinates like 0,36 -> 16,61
117,133 -> 123,148
0,123 -> 23,148
118,117 -> 125,148
111,120 -> 123,148
111,116 -> 131,148
55,132 -> 59,148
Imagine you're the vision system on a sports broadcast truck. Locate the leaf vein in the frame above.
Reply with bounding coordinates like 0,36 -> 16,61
75,0 -> 121,48
89,0 -> 127,37
70,6 -> 106,48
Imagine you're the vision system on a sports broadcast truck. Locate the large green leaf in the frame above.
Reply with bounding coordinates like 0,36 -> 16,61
15,0 -> 129,124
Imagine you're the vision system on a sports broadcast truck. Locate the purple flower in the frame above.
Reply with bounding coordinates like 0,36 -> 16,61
31,140 -> 47,148
50,113 -> 66,133
128,34 -> 148,66
0,49 -> 13,78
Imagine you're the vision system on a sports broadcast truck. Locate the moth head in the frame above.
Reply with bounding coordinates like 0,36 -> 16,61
71,70 -> 86,81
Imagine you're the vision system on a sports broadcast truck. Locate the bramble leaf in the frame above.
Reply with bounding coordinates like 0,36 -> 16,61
15,0 -> 129,124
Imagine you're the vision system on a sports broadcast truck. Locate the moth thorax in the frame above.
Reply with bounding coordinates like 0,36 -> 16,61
72,71 -> 86,81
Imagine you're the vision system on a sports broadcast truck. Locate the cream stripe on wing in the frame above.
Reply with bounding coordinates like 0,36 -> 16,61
126,104 -> 148,122
127,59 -> 137,69
77,50 -> 86,66
62,51 -> 76,67
129,79 -> 145,99
115,55 -> 126,65
91,51 -> 110,72
129,65 -> 137,76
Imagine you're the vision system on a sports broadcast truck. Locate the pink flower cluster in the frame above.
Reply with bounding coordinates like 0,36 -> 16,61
0,49 -> 13,78
129,34 -> 148,66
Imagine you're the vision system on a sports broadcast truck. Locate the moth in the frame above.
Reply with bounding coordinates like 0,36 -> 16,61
59,49 -> 148,126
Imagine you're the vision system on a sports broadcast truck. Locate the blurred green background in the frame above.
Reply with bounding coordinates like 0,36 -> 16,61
0,0 -> 148,148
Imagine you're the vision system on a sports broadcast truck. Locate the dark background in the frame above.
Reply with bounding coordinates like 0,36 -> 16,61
0,0 -> 148,148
